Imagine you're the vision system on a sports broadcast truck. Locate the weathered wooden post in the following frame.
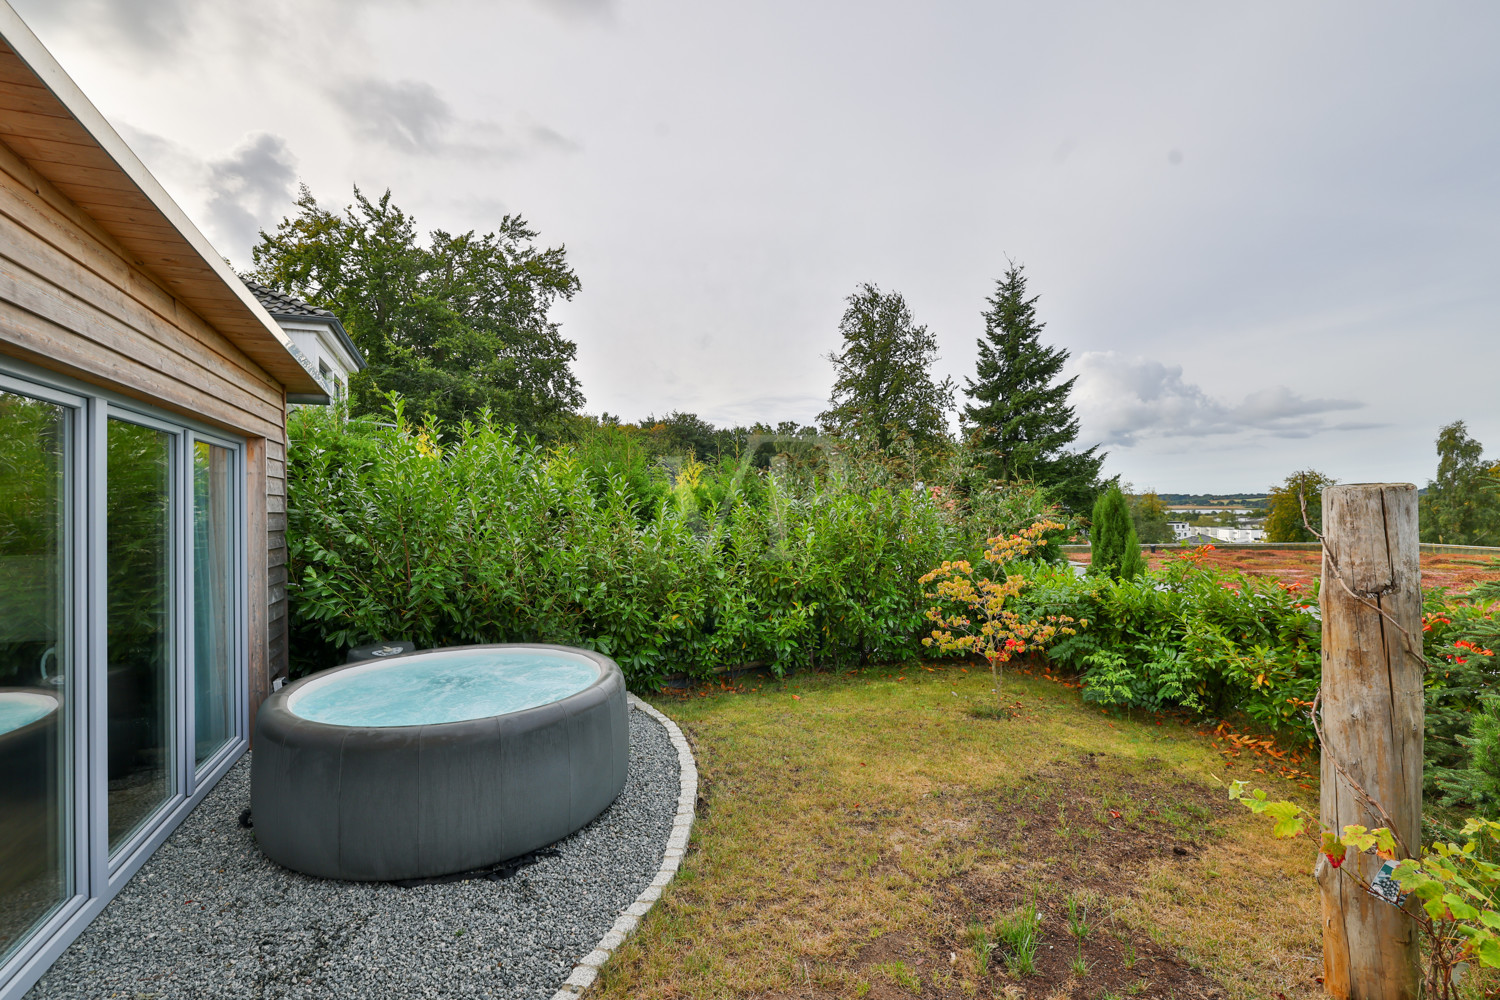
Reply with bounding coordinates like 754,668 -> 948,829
1318,484 -> 1423,999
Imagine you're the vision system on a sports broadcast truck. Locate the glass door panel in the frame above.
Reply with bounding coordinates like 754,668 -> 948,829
192,442 -> 234,766
0,390 -> 70,963
105,418 -> 173,852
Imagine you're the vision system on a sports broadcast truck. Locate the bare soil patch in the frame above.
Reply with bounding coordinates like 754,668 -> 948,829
841,759 -> 1232,999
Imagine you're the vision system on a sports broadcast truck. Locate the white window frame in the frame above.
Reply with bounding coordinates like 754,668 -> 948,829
0,358 -> 250,1000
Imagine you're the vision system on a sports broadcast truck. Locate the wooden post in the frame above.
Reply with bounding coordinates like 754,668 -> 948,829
1318,484 -> 1423,999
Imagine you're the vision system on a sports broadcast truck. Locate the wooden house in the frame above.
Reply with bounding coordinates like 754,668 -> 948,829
0,6 -> 326,995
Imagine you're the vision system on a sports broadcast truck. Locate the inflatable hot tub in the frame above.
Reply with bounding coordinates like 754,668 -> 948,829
250,643 -> 628,881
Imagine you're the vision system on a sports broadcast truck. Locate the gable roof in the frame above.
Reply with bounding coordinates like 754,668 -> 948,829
0,2 -> 326,398
242,278 -> 367,371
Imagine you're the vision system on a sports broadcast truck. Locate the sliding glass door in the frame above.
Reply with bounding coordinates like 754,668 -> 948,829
0,389 -> 71,966
105,418 -> 174,853
192,441 -> 237,769
0,362 -> 248,999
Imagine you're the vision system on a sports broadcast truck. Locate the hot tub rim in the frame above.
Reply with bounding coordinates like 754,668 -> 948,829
267,642 -> 620,733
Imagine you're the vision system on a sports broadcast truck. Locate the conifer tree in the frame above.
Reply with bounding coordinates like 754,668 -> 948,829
963,262 -> 1106,513
1089,485 -> 1144,580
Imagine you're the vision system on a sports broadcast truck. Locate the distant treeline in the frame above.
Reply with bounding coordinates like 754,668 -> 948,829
1157,494 -> 1269,509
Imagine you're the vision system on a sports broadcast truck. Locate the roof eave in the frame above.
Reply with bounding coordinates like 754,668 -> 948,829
266,311 -> 368,372
0,2 -> 326,398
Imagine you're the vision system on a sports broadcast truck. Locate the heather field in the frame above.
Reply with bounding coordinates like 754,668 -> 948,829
1067,546 -> 1500,594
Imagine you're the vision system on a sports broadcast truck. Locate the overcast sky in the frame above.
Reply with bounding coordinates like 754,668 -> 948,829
13,0 -> 1498,492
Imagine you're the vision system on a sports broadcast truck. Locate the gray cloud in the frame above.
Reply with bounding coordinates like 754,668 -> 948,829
1073,352 -> 1368,447
16,0 -> 191,53
531,0 -> 614,20
203,133 -> 298,259
115,123 -> 202,181
326,77 -> 575,161
328,78 -> 454,153
529,124 -> 582,153
14,0 -> 426,58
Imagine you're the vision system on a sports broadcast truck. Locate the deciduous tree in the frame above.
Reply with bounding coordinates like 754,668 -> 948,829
1421,421 -> 1500,545
820,284 -> 954,451
253,185 -> 584,433
1127,489 -> 1173,544
1264,470 -> 1337,542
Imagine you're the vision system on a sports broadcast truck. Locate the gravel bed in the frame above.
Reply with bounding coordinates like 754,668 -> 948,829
28,706 -> 679,1000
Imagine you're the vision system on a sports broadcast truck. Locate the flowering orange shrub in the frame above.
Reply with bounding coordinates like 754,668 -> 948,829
920,519 -> 1079,716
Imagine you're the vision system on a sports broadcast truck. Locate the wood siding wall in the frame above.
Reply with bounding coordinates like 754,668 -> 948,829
0,137 -> 292,715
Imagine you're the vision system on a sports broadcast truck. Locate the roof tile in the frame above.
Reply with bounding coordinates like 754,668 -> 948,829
242,277 -> 337,320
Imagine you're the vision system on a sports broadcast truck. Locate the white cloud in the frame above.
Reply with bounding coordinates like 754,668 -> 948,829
1073,351 -> 1372,447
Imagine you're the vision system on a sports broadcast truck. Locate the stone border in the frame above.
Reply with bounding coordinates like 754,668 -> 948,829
551,694 -> 697,998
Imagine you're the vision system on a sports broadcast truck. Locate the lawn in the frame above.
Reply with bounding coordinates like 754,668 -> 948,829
1067,547 -> 1500,593
599,663 -> 1322,1000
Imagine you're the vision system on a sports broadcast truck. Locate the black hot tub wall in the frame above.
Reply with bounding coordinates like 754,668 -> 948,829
249,644 -> 630,882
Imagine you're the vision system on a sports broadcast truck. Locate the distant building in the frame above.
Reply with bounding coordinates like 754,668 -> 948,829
1169,522 -> 1265,544
1176,532 -> 1222,546
243,279 -> 366,404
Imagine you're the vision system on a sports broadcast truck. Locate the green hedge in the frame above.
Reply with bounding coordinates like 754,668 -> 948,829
286,406 -> 961,687
286,407 -> 1500,813
1007,551 -> 1500,810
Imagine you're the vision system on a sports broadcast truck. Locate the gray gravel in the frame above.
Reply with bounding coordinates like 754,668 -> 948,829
28,706 -> 679,1000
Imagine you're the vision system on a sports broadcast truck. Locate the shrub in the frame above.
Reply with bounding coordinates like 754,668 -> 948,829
1021,549 -> 1321,737
1087,486 -> 1143,580
286,403 -> 957,687
920,520 -> 1077,715
1010,549 -> 1500,814
1423,601 -> 1500,812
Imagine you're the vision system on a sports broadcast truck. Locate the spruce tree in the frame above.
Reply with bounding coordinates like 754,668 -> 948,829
1089,486 -> 1144,580
963,262 -> 1106,513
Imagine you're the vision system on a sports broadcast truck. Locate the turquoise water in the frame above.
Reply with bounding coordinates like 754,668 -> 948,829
288,648 -> 601,727
0,692 -> 57,736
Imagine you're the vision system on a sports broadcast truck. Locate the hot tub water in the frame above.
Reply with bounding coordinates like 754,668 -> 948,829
0,692 -> 56,735
287,648 -> 600,727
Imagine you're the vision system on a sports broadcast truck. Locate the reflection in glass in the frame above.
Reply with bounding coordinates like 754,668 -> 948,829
193,442 -> 234,766
107,419 -> 172,851
0,391 -> 69,963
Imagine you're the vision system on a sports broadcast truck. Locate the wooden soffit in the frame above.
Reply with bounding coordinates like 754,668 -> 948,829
0,7 -> 325,398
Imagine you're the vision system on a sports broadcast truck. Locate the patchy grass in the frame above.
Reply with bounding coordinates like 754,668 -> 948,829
596,664 -> 1322,1000
1067,547 -> 1500,593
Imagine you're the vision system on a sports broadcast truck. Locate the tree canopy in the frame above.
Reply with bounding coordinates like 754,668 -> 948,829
962,262 -> 1106,514
1420,421 -> 1500,545
1264,469 -> 1337,542
819,283 -> 954,451
1126,489 -> 1173,544
252,185 -> 584,433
